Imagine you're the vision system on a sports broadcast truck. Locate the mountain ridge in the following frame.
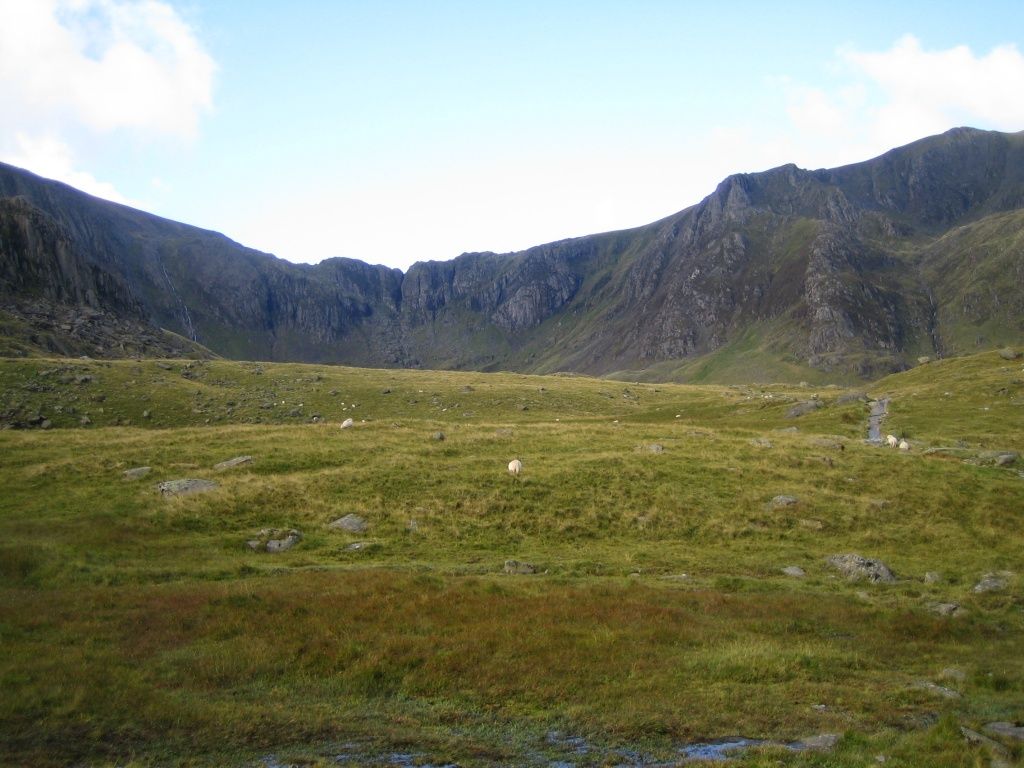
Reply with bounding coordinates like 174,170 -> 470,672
1,126 -> 1022,380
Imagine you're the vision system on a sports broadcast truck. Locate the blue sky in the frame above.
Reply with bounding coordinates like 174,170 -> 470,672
2,1 -> 1023,269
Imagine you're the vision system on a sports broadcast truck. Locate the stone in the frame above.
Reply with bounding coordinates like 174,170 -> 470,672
782,566 -> 806,578
787,400 -> 823,418
998,347 -> 1019,360
771,495 -> 799,508
914,680 -> 961,699
793,733 -> 840,751
961,727 -> 1012,767
340,418 -> 354,429
142,409 -> 151,419
79,415 -> 91,426
157,479 -> 218,497
504,559 -> 536,575
798,518 -> 824,530
266,531 -> 301,553
973,572 -> 1012,593
917,356 -> 931,364
40,419 -> 52,430
214,455 -> 253,471
978,450 -> 1018,467
923,571 -> 942,584
432,431 -> 445,441
329,514 -> 368,534
122,466 -> 151,480
927,602 -> 965,617
646,443 -> 664,454
749,438 -> 773,448
984,722 -> 1024,741
811,437 -> 845,450
827,553 -> 896,583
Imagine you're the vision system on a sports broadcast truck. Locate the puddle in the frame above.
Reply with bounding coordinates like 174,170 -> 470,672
867,397 -> 889,443
679,738 -> 768,761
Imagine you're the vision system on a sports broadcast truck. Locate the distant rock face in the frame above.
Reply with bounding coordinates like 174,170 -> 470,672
827,553 -> 896,583
4,127 -> 1024,376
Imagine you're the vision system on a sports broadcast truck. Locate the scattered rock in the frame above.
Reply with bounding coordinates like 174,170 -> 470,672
773,426 -> 799,433
798,518 -> 825,530
122,466 -> 151,480
340,418 -> 354,429
749,438 -> 773,448
924,571 -> 942,584
961,727 -> 1012,768
214,455 -> 253,471
157,479 -> 218,497
40,419 -> 52,430
782,566 -> 806,578
998,347 -> 1019,360
329,514 -> 368,534
973,572 -> 1012,593
787,400 -> 823,418
771,495 -> 799,508
836,392 -> 868,405
246,528 -> 302,553
504,559 -> 536,575
927,602 -> 965,617
432,431 -> 445,441
978,450 -> 1018,467
984,722 -> 1024,742
827,553 -> 896,583
914,680 -> 961,699
792,733 -> 840,751
646,443 -> 664,454
811,437 -> 845,450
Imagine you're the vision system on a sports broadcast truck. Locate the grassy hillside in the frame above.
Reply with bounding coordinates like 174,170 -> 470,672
1,352 -> 1022,766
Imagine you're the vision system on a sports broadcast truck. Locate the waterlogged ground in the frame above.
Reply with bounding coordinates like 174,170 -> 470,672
0,352 -> 1022,767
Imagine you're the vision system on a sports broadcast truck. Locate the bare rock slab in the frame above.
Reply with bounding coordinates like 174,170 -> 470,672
984,722 -> 1024,741
214,455 -> 253,471
157,478 -> 218,497
329,513 -> 368,534
974,572 -> 1013,593
827,553 -> 896,583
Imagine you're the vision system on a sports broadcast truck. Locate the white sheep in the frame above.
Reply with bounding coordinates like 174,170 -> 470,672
508,459 -> 523,476
885,434 -> 898,448
898,440 -> 910,451
340,418 -> 354,429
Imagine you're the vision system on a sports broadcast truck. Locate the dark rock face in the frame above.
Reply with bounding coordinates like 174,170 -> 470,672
2,126 -> 1024,377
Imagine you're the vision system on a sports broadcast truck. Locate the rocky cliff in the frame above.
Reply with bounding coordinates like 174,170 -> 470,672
1,126 -> 1022,380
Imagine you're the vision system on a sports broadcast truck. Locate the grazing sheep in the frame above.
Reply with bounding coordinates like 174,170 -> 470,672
508,459 -> 523,476
340,418 -> 354,429
898,440 -> 910,451
885,434 -> 898,448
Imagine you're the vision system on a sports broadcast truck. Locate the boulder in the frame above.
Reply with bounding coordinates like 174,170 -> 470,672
214,455 -> 253,471
927,602 -> 965,617
998,347 -> 1019,360
973,572 -> 1012,593
122,466 -> 151,480
330,513 -> 368,534
787,401 -> 823,418
827,553 -> 896,583
923,571 -> 942,584
646,443 -> 665,454
247,528 -> 302,553
157,479 -> 218,497
340,418 -> 354,429
984,722 -> 1024,742
504,559 -> 536,575
432,431 -> 445,441
978,450 -> 1018,467
771,495 -> 799,508
749,438 -> 773,448
782,566 -> 806,578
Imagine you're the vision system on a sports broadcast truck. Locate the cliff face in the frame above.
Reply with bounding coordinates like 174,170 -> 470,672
2,126 -> 1023,379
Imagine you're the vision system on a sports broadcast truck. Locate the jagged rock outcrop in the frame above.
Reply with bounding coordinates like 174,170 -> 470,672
2,126 -> 1023,378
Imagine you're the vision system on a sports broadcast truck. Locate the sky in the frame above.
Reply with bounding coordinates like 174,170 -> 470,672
1,1 -> 1023,271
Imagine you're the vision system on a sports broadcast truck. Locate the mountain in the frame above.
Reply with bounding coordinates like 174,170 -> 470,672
2,126 -> 1023,380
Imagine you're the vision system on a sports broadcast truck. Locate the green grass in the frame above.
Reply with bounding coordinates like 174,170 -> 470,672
1,352 -> 1022,766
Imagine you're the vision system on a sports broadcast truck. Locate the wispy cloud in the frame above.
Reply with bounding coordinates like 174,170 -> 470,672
0,0 -> 214,200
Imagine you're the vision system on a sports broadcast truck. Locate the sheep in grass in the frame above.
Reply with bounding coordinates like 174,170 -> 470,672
885,434 -> 899,448
508,459 -> 523,476
898,439 -> 910,451
340,418 -> 354,429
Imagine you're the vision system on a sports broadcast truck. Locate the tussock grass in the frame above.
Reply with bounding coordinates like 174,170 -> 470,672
0,352 -> 1022,766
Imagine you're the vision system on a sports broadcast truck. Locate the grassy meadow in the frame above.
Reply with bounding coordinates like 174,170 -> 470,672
0,352 -> 1022,767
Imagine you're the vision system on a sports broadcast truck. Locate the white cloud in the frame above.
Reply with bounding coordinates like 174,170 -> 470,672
0,0 -> 214,201
777,36 -> 1024,171
2,132 -> 134,204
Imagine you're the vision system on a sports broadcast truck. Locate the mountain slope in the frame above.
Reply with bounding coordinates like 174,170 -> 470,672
1,126 -> 1023,379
